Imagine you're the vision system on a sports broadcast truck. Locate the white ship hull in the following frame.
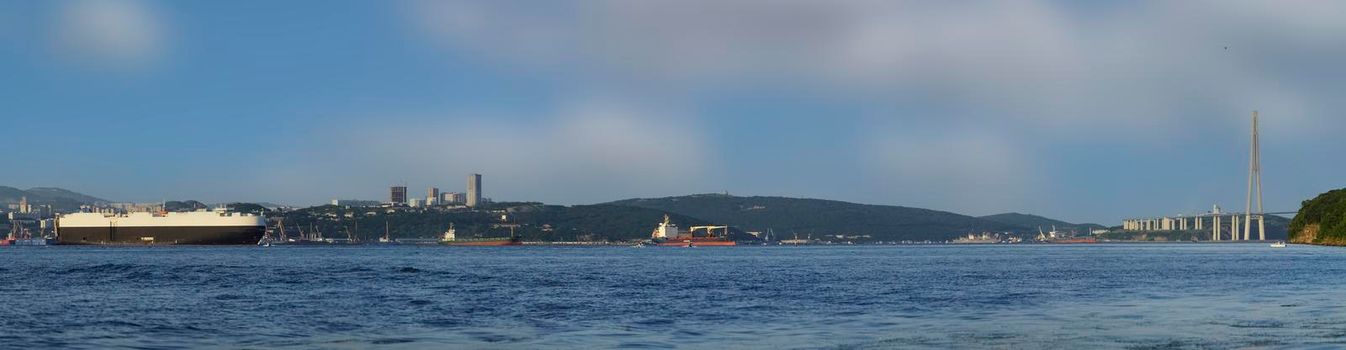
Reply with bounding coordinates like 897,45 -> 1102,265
57,211 -> 266,245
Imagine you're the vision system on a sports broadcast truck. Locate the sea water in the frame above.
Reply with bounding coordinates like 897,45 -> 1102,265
2,244 -> 1344,349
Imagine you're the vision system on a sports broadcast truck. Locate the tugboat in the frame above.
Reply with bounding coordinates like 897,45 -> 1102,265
650,215 -> 736,247
378,222 -> 392,244
370,219 -> 398,245
1,222 -> 16,246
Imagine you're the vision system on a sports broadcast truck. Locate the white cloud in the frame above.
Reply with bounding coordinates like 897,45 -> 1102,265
257,99 -> 712,205
862,127 -> 1040,215
396,0 -> 1346,219
405,0 -> 1346,134
52,0 -> 166,68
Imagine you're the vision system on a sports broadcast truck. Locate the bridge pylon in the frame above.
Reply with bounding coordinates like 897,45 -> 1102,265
1244,111 -> 1265,241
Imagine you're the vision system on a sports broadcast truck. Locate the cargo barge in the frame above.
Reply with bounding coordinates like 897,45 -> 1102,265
650,215 -> 736,247
1036,226 -> 1097,244
440,223 -> 521,246
1049,237 -> 1098,244
57,208 -> 266,245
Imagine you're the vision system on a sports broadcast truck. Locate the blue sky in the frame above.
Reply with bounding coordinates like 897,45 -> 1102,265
3,0 -> 1345,224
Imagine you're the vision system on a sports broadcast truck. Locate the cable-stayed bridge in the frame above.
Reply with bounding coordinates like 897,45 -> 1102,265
1120,112 -> 1292,241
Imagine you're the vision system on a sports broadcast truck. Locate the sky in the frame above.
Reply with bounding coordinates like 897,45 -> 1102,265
3,0 -> 1345,224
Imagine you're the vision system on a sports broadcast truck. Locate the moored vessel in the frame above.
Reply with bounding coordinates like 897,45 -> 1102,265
10,238 -> 55,246
1037,225 -> 1097,244
1049,237 -> 1098,244
2,223 -> 14,246
650,215 -> 736,247
953,232 -> 999,244
439,223 -> 521,246
3,222 -> 51,246
57,208 -> 266,245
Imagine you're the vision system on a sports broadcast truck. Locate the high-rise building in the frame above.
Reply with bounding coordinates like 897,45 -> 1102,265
427,187 -> 440,206
467,174 -> 482,208
390,186 -> 408,205
442,192 -> 465,204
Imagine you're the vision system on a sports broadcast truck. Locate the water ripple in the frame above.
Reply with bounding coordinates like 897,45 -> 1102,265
2,244 -> 1344,348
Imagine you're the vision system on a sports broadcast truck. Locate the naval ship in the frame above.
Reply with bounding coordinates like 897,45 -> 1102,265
57,208 -> 266,245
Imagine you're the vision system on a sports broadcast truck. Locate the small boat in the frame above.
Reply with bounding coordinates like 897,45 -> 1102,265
1270,241 -> 1287,248
632,242 -> 646,248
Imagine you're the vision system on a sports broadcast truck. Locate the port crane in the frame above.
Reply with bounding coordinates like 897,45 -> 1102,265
688,225 -> 730,239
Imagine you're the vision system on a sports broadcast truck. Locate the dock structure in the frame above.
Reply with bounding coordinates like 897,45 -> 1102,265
1118,112 -> 1281,241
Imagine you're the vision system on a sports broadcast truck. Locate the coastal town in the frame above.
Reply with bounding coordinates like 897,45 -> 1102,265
1,171 -> 1295,247
3,115 -> 1300,247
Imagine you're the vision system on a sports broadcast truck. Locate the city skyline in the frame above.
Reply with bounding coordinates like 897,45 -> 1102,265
4,3 -> 1344,349
4,1 -> 1346,224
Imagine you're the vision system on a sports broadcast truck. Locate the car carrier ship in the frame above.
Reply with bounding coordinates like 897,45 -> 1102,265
57,208 -> 266,245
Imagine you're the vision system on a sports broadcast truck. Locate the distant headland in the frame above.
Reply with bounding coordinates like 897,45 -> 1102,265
1289,188 -> 1346,246
4,186 -> 1112,244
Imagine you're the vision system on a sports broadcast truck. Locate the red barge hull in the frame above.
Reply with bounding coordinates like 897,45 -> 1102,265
1050,237 -> 1098,244
440,238 -> 522,246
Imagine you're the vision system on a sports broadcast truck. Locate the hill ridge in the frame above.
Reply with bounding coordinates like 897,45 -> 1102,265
0,186 -> 111,211
606,194 -> 1057,241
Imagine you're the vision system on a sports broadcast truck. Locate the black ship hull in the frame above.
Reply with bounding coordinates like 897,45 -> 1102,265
58,226 -> 266,245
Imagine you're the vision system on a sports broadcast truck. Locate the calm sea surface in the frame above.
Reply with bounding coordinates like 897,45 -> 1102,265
3,244 -> 1345,349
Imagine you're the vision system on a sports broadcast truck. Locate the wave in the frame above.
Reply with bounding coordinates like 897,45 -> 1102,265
63,263 -> 143,274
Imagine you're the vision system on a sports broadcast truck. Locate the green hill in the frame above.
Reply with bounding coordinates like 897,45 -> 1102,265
0,186 -> 26,202
164,200 -> 209,212
1289,188 -> 1346,245
0,186 -> 110,211
23,187 -> 110,205
606,194 -> 1023,241
978,212 -> 1096,231
275,203 -> 717,242
1258,214 -> 1292,240
1098,214 -> 1290,241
